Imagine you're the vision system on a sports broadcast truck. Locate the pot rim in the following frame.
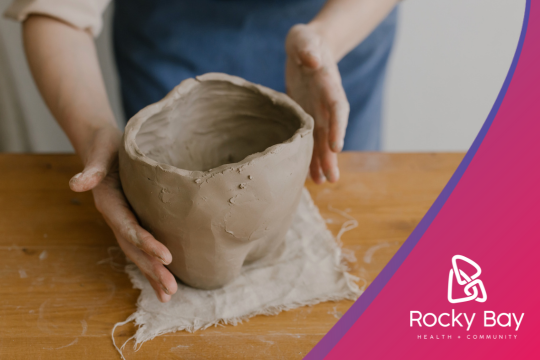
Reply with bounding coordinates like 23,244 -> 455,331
123,73 -> 314,178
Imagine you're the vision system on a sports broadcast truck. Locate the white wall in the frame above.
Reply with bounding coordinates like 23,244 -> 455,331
383,0 -> 526,151
0,0 -> 527,153
0,2 -> 123,152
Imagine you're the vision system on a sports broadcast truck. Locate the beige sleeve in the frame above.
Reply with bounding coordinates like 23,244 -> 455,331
3,0 -> 111,37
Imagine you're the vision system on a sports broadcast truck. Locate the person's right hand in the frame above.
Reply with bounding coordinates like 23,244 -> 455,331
22,16 -> 177,302
69,124 -> 178,302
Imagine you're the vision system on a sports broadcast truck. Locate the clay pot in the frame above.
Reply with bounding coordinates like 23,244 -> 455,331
119,73 -> 314,290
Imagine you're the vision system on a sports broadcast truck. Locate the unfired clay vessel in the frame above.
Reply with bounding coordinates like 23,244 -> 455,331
119,73 -> 314,290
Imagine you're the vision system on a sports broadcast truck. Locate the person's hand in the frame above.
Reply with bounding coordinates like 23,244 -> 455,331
69,124 -> 178,302
285,24 -> 350,184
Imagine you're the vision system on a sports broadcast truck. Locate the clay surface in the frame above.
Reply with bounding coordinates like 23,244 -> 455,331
119,73 -> 314,289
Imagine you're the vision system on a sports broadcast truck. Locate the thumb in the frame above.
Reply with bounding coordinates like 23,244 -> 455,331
69,127 -> 121,192
69,165 -> 108,192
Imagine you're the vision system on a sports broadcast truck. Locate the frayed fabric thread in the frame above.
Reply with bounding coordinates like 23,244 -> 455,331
112,189 -> 361,359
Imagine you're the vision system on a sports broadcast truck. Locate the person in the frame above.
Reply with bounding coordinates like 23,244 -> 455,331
5,0 -> 399,302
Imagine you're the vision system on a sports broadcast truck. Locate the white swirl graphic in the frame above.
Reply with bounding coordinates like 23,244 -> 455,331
448,255 -> 487,304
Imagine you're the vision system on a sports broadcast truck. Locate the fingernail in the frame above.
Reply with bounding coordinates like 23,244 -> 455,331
153,251 -> 169,265
318,170 -> 326,183
324,171 -> 332,182
325,169 -> 339,183
159,293 -> 171,303
331,140 -> 343,152
70,172 -> 83,184
161,284 -> 171,295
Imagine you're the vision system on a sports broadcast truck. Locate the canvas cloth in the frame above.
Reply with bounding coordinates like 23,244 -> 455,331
113,189 -> 361,358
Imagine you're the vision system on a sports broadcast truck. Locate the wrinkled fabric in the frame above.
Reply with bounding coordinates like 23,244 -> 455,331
113,189 -> 361,356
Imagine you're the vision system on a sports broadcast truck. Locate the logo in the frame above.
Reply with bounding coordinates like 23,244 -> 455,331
447,255 -> 487,304
411,254 -> 524,336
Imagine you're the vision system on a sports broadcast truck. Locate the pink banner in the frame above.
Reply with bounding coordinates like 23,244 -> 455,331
307,0 -> 539,358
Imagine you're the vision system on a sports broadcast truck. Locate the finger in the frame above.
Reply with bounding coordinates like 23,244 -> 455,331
70,127 -> 122,192
317,73 -> 349,153
104,204 -> 173,265
314,125 -> 340,183
116,233 -> 178,300
320,150 -> 339,183
312,103 -> 340,183
327,99 -> 350,153
309,145 -> 325,185
94,182 -> 173,265
145,273 -> 172,303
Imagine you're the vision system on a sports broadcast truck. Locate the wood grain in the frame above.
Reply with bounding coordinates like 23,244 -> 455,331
0,153 -> 463,359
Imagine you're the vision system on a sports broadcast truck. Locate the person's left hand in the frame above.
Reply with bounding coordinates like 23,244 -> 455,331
285,24 -> 350,184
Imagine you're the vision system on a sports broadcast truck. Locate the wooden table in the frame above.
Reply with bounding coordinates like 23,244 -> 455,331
0,153 -> 462,359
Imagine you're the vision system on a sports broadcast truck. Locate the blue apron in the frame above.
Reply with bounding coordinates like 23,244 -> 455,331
113,0 -> 397,151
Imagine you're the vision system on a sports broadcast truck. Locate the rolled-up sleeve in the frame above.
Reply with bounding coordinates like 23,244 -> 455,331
4,0 -> 111,37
